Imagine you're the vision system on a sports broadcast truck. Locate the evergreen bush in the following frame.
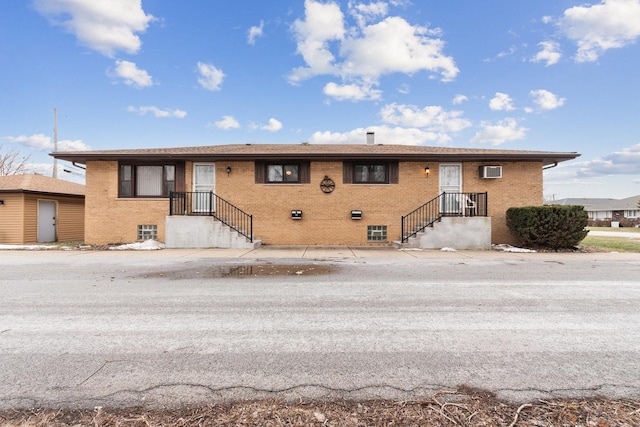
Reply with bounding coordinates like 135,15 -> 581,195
506,205 -> 589,249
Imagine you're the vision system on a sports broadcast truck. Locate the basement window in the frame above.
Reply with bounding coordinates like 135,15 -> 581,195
367,225 -> 387,241
137,224 -> 157,241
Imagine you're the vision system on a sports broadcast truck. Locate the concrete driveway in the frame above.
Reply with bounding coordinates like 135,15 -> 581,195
1,248 -> 639,409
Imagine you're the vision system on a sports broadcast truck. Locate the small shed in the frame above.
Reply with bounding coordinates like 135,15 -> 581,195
0,174 -> 85,244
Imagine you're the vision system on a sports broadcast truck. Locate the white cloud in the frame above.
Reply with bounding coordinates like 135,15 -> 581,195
213,115 -> 240,130
496,45 -> 517,59
33,0 -> 155,57
531,41 -> 562,66
2,134 -> 52,150
379,103 -> 471,133
57,140 -> 91,151
197,62 -> 225,91
248,20 -> 264,45
110,60 -> 153,88
349,1 -> 389,27
289,0 -> 345,82
483,45 -> 520,63
2,134 -> 90,151
574,143 -> 640,176
470,118 -> 528,145
529,89 -> 566,110
452,94 -> 468,105
323,81 -> 382,101
127,106 -> 187,118
289,0 -> 458,100
489,92 -> 515,111
309,125 -> 447,145
340,17 -> 458,81
261,118 -> 283,132
558,0 -> 640,62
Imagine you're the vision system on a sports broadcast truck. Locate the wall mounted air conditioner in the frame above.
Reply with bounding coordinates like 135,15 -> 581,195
479,165 -> 502,179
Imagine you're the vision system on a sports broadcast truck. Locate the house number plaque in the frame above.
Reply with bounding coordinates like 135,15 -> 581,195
320,176 -> 335,193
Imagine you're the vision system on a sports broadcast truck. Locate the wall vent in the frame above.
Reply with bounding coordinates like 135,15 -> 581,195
479,165 -> 502,179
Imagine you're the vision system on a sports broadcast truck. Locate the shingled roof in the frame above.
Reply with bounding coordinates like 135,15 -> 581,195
0,174 -> 85,196
51,143 -> 580,166
553,195 -> 640,211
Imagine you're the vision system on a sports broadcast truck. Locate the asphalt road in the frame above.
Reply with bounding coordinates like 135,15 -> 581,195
1,249 -> 639,409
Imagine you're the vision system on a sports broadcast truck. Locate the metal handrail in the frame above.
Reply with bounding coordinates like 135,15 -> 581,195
169,192 -> 253,242
401,192 -> 487,242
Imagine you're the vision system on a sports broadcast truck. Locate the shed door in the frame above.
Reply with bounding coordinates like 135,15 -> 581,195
38,200 -> 57,243
439,164 -> 462,214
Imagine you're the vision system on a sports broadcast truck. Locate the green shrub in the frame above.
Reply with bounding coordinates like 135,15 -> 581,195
506,205 -> 588,249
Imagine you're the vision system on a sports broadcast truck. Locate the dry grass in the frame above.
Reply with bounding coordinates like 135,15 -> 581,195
2,389 -> 639,427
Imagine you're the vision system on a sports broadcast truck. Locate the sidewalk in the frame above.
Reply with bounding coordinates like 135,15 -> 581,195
139,245 -> 638,261
1,243 -> 637,260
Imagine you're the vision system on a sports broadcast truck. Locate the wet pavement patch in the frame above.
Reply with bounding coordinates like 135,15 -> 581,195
140,264 -> 336,279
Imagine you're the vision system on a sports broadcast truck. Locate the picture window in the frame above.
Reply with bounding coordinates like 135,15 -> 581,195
354,164 -> 388,183
119,164 -> 176,198
343,161 -> 398,184
267,164 -> 300,183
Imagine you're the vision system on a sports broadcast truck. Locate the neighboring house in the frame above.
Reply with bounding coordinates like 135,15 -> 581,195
552,195 -> 640,227
51,141 -> 579,248
0,174 -> 85,244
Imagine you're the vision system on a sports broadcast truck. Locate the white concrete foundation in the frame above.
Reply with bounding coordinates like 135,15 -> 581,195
165,216 -> 259,249
401,216 -> 492,250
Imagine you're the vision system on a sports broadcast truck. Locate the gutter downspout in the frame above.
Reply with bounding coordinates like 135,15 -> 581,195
543,162 -> 558,170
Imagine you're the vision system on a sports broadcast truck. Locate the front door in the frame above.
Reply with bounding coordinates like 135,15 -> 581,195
37,200 -> 57,242
439,163 -> 462,214
193,163 -> 216,212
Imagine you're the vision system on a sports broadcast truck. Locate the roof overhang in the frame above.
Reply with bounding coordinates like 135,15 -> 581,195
51,144 -> 580,167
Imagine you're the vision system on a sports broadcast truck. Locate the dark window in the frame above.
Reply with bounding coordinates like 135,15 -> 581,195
343,161 -> 398,184
354,164 -> 387,183
268,164 -> 299,183
119,163 -> 179,198
119,165 -> 133,197
255,161 -> 310,184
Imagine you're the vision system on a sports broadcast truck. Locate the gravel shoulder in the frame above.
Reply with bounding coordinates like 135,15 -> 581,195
2,391 -> 640,426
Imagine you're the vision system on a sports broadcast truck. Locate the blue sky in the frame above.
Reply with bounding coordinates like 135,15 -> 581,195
1,0 -> 640,200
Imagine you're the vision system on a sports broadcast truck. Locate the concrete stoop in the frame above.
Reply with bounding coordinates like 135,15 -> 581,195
165,216 -> 261,249
393,216 -> 492,250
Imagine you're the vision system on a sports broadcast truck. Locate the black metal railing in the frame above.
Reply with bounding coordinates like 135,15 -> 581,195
401,192 -> 487,242
169,192 -> 253,242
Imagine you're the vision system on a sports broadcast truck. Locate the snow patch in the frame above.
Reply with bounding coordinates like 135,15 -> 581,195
492,244 -> 536,253
0,244 -> 58,250
108,240 -> 165,250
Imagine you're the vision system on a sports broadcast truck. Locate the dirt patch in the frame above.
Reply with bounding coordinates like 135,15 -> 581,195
2,389 -> 639,426
140,264 -> 337,279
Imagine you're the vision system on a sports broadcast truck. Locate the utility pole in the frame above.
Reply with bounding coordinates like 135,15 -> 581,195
53,107 -> 58,178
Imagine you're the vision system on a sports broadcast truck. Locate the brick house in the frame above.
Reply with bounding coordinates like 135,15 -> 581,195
51,142 -> 579,248
552,195 -> 640,227
0,174 -> 85,244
